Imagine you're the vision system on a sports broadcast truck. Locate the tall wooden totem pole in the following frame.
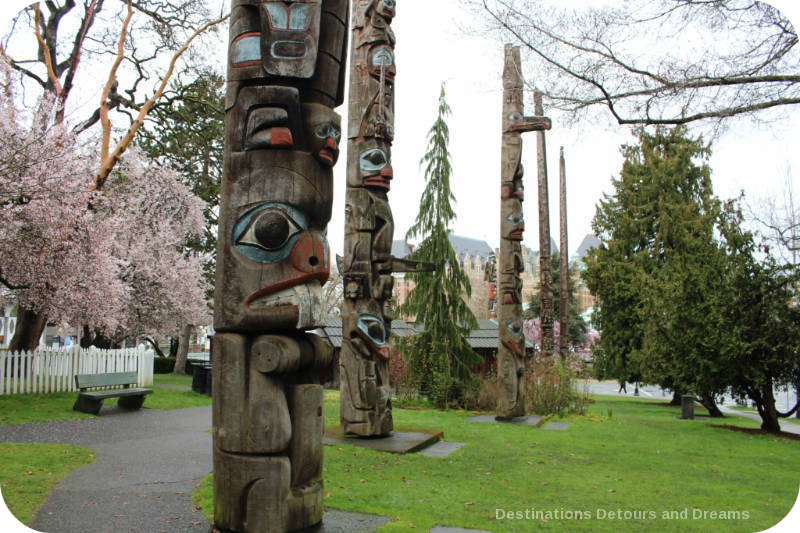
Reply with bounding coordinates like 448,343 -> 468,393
340,0 -> 417,437
485,252 -> 498,319
212,1 -> 349,531
496,44 -> 551,419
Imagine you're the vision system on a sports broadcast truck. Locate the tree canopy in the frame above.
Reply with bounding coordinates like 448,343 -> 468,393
583,125 -> 800,431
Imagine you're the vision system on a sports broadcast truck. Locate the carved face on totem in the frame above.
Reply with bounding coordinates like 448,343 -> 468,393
231,199 -> 330,329
353,312 -> 390,360
369,46 -> 395,83
229,0 -> 323,78
348,140 -> 393,190
303,103 -> 341,166
501,315 -> 525,357
504,199 -> 524,241
372,0 -> 395,21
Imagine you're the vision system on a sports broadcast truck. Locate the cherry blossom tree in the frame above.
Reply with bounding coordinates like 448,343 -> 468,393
0,0 -> 223,350
1,58 -> 208,350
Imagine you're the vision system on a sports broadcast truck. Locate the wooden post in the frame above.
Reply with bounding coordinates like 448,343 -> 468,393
559,147 -> 570,361
496,45 -> 550,420
535,91 -> 555,362
212,2 -> 349,531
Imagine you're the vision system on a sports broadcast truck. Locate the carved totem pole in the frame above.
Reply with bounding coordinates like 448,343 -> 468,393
340,0 -> 417,437
485,252 -> 498,319
496,44 -> 551,419
212,1 -> 349,531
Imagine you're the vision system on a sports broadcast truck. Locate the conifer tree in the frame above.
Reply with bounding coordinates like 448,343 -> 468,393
399,84 -> 479,406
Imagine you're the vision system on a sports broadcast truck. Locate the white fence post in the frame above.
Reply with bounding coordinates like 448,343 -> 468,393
0,346 -> 155,395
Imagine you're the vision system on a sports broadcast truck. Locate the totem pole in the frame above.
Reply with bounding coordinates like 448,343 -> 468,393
212,1 -> 348,531
496,44 -> 551,420
485,252 -> 498,319
340,0 -> 428,437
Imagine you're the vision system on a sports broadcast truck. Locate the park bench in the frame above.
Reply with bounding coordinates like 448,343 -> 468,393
73,371 -> 153,415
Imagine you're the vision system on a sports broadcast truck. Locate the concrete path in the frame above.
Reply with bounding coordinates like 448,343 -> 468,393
0,405 -> 213,533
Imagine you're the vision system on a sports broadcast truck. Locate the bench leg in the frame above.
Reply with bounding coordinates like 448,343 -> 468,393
73,396 -> 103,415
118,395 -> 146,410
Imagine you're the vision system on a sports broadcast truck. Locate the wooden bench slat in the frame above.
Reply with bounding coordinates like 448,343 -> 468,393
75,371 -> 140,390
72,371 -> 153,415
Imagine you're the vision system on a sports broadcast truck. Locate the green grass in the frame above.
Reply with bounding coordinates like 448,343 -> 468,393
0,443 -> 95,524
194,393 -> 800,532
153,373 -> 194,386
0,383 -> 211,426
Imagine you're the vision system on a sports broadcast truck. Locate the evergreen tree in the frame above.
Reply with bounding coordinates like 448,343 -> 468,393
399,85 -> 479,406
583,126 -> 729,412
717,204 -> 800,432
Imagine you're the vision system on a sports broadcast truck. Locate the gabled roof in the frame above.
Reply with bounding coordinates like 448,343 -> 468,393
316,317 -> 415,348
575,234 -> 601,259
392,235 -> 494,260
317,317 -> 533,350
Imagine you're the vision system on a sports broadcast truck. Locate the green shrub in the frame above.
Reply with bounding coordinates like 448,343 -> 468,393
153,356 -> 176,374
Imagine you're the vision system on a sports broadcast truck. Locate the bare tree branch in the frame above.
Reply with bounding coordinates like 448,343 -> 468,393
472,0 -> 800,128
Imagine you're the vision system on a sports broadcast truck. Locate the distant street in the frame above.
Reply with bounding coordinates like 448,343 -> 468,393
583,379 -> 799,414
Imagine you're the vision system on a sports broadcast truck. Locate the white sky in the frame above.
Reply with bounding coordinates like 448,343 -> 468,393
2,0 -> 799,259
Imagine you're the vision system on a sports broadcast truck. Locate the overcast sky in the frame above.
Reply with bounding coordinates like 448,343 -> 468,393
2,0 -> 799,258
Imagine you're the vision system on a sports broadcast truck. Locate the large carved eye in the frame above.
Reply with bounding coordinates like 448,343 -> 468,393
359,148 -> 389,172
507,111 -> 523,122
232,203 -> 308,263
506,318 -> 523,337
315,122 -> 341,142
238,209 -> 300,251
357,314 -> 387,345
506,212 -> 523,226
372,49 -> 394,69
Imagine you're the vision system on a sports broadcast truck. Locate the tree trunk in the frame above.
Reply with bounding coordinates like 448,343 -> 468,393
173,324 -> 193,374
141,337 -> 167,358
699,394 -> 724,418
669,390 -> 682,406
8,307 -> 47,352
757,386 -> 782,433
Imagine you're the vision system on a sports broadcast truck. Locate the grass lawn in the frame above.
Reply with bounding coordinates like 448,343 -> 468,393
0,443 -> 95,524
153,373 -> 194,386
194,392 -> 800,532
0,376 -> 211,426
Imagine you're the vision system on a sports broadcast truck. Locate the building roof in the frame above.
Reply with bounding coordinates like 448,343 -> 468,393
392,235 -> 494,260
318,317 -> 532,350
575,234 -> 601,259
316,317 -> 416,349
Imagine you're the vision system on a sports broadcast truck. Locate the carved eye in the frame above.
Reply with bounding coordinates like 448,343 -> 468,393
315,122 -> 341,142
357,314 -> 387,345
507,213 -> 523,225
232,203 -> 308,263
372,49 -> 394,68
506,318 -> 523,337
360,148 -> 389,172
507,111 -> 523,122
238,209 -> 300,251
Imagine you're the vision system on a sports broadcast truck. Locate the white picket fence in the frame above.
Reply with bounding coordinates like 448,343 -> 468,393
0,346 -> 154,395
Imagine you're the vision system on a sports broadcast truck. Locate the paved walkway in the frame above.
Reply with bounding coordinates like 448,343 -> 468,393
0,405 -> 213,533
